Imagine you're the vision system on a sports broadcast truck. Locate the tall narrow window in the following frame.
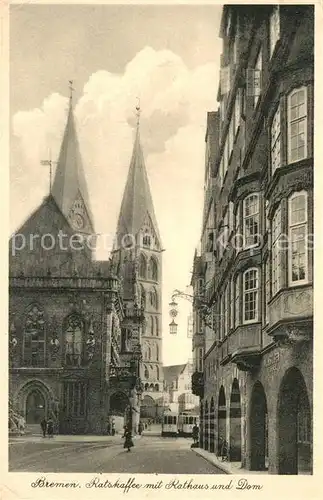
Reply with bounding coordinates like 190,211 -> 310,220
139,254 -> 147,279
23,305 -> 46,367
65,315 -> 84,367
272,204 -> 282,295
198,347 -> 204,372
63,382 -> 87,417
288,87 -> 307,164
289,192 -> 308,285
235,275 -> 240,328
269,6 -> 280,58
253,48 -> 262,108
148,257 -> 158,281
150,316 -> 154,336
223,286 -> 228,337
234,90 -> 240,136
243,268 -> 259,323
230,278 -> 235,330
271,105 -> 281,173
243,194 -> 260,248
264,259 -> 270,324
155,317 -> 159,336
149,288 -> 158,309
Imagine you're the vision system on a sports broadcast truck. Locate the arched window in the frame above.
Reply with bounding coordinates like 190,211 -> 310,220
23,304 -> 46,367
148,257 -> 158,281
144,366 -> 149,379
156,365 -> 160,380
243,193 -> 260,248
143,231 -> 152,248
154,384 -> 159,392
139,254 -> 147,279
155,317 -> 159,336
156,344 -> 159,361
65,314 -> 84,367
148,346 -> 152,360
149,288 -> 158,309
243,268 -> 259,324
150,316 -> 154,336
140,284 -> 146,308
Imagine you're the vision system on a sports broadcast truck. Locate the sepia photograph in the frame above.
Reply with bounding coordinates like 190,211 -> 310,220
8,2 -> 313,477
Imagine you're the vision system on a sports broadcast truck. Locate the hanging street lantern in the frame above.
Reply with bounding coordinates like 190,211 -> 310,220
169,299 -> 178,318
169,319 -> 178,335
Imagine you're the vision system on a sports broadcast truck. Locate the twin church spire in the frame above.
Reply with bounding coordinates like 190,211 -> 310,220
50,87 -> 161,251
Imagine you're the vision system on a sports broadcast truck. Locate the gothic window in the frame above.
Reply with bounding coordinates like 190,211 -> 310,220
156,344 -> 159,361
149,288 -> 158,309
144,366 -> 149,379
154,384 -> 159,392
155,317 -> 159,336
139,254 -> 147,279
64,315 -> 84,367
156,365 -> 160,380
150,316 -> 154,336
23,304 -> 46,367
148,346 -> 152,360
140,284 -> 146,308
143,232 -> 152,248
63,382 -> 87,417
148,257 -> 158,281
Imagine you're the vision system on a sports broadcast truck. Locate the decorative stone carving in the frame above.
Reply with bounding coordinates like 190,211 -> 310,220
86,319 -> 96,360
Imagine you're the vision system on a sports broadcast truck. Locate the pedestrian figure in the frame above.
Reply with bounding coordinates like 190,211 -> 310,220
144,422 -> 147,430
107,421 -> 111,436
123,426 -> 134,452
40,417 -> 47,438
221,439 -> 228,461
47,418 -> 54,438
138,421 -> 143,435
111,421 -> 116,436
18,416 -> 25,436
192,424 -> 199,446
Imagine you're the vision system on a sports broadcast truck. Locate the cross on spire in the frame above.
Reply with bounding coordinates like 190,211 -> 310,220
68,80 -> 75,101
135,97 -> 141,127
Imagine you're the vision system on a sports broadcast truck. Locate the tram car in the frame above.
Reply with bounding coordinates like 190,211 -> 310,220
177,411 -> 199,437
161,410 -> 178,437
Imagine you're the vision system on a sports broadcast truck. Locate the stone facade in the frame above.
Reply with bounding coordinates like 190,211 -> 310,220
192,5 -> 313,474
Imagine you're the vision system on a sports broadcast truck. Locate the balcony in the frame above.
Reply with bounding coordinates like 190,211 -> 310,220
268,286 -> 313,344
219,323 -> 262,372
191,371 -> 204,398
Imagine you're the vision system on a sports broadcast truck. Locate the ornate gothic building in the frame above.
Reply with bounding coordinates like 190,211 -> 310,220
112,121 -> 165,421
9,98 -> 143,435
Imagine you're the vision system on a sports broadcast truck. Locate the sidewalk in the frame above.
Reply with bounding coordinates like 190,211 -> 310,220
192,447 -> 268,475
9,433 -> 143,444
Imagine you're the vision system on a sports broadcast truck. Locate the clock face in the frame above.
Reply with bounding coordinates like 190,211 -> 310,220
72,213 -> 85,230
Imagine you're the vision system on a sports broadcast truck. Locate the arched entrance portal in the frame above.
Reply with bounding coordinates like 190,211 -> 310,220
230,378 -> 241,461
217,386 -> 226,456
250,381 -> 268,471
109,391 -> 130,433
278,367 -> 312,474
140,395 -> 156,420
26,390 -> 46,424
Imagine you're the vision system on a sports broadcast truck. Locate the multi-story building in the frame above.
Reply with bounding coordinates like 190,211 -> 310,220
112,117 -> 165,423
163,363 -> 199,414
192,5 -> 313,474
9,97 -> 143,435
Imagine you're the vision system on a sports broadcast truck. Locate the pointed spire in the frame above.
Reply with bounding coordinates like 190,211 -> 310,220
115,102 -> 162,249
51,83 -> 94,233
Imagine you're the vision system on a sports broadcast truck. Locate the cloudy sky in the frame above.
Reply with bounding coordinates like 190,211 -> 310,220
10,3 -> 222,366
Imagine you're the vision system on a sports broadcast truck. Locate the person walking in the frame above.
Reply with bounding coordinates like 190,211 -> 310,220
47,417 -> 54,438
40,417 -> 47,438
123,426 -> 134,452
111,421 -> 116,436
192,424 -> 199,446
138,421 -> 143,436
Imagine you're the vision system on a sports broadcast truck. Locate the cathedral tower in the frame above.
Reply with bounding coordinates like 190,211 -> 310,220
113,111 -> 164,417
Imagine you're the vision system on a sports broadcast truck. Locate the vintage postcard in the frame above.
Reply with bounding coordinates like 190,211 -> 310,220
2,0 -> 322,498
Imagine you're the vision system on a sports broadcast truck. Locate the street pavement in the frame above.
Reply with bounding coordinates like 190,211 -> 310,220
9,434 -> 223,474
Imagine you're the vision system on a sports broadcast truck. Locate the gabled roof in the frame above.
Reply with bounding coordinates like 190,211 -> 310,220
163,364 -> 187,384
115,127 -> 162,248
51,98 -> 94,231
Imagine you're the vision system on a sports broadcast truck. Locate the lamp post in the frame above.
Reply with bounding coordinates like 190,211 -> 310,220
169,289 -> 215,331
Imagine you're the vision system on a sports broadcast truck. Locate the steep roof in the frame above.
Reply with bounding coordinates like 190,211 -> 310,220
51,98 -> 94,231
115,127 -> 162,248
163,364 -> 187,384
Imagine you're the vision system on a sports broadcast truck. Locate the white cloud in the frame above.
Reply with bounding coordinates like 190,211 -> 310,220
11,46 -> 219,365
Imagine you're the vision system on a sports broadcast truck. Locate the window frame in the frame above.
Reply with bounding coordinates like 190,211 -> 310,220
269,6 -> 280,59
253,47 -> 263,108
243,268 -> 259,324
235,274 -> 240,328
288,191 -> 309,286
287,86 -> 308,165
271,103 -> 281,174
243,193 -> 260,249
